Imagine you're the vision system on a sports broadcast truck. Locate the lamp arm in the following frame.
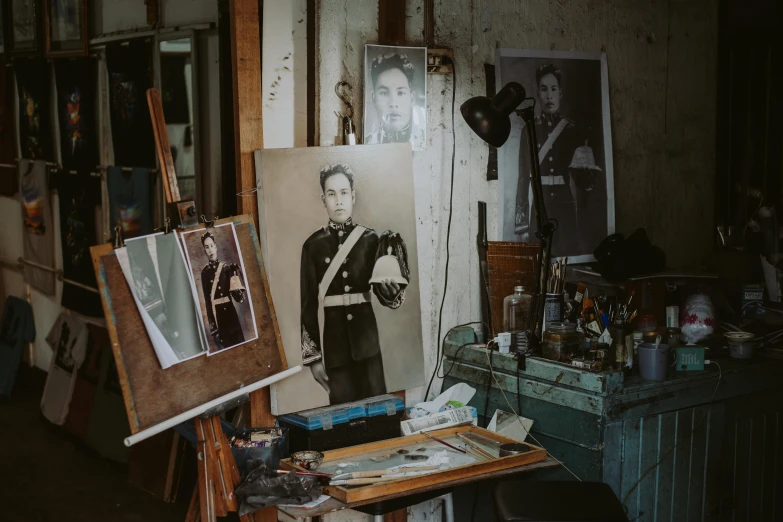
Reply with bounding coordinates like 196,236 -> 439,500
517,106 -> 555,353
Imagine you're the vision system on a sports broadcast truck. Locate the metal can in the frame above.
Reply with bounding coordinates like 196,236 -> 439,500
543,293 -> 564,331
666,306 -> 679,328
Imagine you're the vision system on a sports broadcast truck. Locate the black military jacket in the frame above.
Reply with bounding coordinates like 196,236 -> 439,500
300,219 -> 403,369
200,260 -> 246,348
515,112 -> 582,234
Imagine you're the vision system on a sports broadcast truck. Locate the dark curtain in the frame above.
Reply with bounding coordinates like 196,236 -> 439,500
55,59 -> 99,172
106,39 -> 156,168
15,59 -> 53,161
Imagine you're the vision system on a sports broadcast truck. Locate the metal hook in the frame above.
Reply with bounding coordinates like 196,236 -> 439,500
113,226 -> 125,249
334,81 -> 354,120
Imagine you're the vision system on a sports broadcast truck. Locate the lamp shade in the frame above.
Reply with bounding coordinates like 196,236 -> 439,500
460,82 -> 526,148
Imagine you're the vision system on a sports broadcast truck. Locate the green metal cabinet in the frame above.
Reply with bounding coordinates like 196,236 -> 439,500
441,327 -> 783,521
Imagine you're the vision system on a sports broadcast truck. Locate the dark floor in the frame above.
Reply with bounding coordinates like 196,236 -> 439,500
0,366 -> 189,522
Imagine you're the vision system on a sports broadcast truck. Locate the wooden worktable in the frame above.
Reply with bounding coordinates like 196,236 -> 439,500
276,456 -> 558,519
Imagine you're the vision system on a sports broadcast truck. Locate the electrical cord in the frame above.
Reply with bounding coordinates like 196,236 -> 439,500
621,360 -> 723,513
484,344 -> 583,481
424,60 -> 459,402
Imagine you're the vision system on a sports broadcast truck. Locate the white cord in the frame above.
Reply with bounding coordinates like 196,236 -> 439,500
483,346 -> 583,481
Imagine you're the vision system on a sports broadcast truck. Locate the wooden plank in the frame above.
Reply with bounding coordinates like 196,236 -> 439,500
384,509 -> 407,522
637,415 -> 659,522
89,215 -> 287,433
451,376 -> 603,448
186,488 -> 200,522
445,360 -> 604,416
444,342 -> 622,395
747,414 -> 764,521
654,411 -> 677,522
229,0 -> 263,222
378,0 -> 406,46
281,426 -> 547,503
602,421 -> 623,499
671,409 -> 694,521
703,403 -> 725,521
147,88 -> 180,204
619,418 -> 641,519
687,406 -> 709,522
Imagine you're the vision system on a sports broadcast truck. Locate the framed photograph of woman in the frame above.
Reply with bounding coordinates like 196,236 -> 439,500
44,0 -> 88,58
5,0 -> 42,57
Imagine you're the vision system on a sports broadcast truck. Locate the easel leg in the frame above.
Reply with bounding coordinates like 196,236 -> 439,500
185,487 -> 200,522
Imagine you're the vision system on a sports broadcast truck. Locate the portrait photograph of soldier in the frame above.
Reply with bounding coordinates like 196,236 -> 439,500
256,143 -> 425,414
496,49 -> 615,262
181,223 -> 258,356
116,233 -> 207,369
363,44 -> 427,152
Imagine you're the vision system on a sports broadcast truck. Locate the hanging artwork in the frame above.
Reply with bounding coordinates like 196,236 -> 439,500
44,0 -> 88,57
106,166 -> 153,240
15,59 -> 53,160
496,49 -> 615,263
181,223 -> 258,356
19,159 -> 55,295
56,172 -> 102,316
363,45 -> 427,151
256,143 -> 425,414
54,58 -> 98,171
5,0 -> 41,57
106,39 -> 156,168
116,232 -> 208,369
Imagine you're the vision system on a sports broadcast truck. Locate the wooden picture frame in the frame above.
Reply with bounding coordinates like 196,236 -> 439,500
5,0 -> 42,57
44,0 -> 87,58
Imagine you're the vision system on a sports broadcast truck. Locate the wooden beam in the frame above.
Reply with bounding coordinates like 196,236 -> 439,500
229,0 -> 264,223
378,0 -> 407,46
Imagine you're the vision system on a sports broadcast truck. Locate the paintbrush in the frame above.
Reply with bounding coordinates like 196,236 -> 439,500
275,469 -> 333,478
331,465 -> 438,481
330,477 -> 401,486
456,433 -> 495,460
422,431 -> 467,454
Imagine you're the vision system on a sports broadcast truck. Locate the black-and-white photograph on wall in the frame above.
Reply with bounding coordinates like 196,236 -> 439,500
364,44 -> 427,151
496,49 -> 614,262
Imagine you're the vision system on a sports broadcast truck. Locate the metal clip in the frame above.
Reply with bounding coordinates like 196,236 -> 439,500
201,214 -> 218,229
114,226 -> 125,249
164,217 -> 172,234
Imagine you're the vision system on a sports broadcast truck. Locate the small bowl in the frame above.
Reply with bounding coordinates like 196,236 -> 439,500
499,443 -> 531,457
291,450 -> 324,471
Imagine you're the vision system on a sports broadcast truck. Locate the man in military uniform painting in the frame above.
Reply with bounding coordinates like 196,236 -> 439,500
364,52 -> 426,151
200,231 -> 247,351
301,164 -> 407,405
516,63 -> 600,255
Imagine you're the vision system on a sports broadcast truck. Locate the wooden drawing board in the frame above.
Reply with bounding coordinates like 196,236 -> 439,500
280,426 -> 547,503
89,214 -> 287,434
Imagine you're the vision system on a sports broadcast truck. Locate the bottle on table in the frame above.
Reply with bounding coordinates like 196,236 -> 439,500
503,285 -> 532,352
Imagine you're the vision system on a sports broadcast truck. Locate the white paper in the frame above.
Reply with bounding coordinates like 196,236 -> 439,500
487,409 -> 534,442
409,383 -> 476,418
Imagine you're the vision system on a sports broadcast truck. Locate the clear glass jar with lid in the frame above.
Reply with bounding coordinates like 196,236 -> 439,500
503,286 -> 532,351
543,322 -> 583,362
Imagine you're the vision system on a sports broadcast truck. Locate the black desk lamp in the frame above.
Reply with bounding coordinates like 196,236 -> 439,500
461,82 -> 555,356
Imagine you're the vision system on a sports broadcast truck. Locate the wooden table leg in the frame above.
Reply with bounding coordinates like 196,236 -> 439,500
384,508 -> 407,522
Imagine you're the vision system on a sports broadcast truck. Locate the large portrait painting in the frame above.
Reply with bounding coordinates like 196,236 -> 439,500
257,143 -> 425,414
496,49 -> 614,262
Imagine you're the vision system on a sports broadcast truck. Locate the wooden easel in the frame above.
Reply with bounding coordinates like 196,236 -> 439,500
146,88 -> 259,522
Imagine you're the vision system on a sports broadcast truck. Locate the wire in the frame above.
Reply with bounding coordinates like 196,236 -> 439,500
441,342 -> 474,379
484,346 -> 583,481
620,361 -> 723,512
425,61 -> 458,401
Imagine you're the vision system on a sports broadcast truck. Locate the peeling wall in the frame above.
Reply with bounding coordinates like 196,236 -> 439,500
314,1 -> 717,519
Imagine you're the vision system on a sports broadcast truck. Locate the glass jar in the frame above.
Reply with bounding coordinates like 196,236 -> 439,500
503,286 -> 532,351
543,322 -> 583,362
